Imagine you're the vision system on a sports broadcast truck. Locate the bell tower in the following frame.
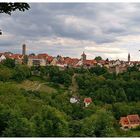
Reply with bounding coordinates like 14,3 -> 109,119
22,44 -> 26,55
128,53 -> 130,62
81,51 -> 86,61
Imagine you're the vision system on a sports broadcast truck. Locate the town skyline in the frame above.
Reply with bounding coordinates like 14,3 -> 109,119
0,45 -> 133,61
1,3 -> 140,61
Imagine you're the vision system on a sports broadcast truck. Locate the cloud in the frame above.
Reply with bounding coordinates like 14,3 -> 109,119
1,3 -> 140,60
85,46 -> 126,54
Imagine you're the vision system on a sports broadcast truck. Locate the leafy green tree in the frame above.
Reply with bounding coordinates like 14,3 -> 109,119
2,58 -> 15,68
69,120 -> 83,137
23,55 -> 28,64
112,103 -> 132,119
81,109 -> 116,137
32,106 -> 70,137
127,65 -> 139,74
95,56 -> 102,61
115,88 -> 127,102
0,65 -> 13,81
61,72 -> 72,87
94,88 -> 116,103
89,66 -> 107,75
0,105 -> 11,135
2,117 -> 35,137
0,3 -> 30,35
13,65 -> 31,81
39,66 -> 47,76
0,104 -> 35,137
0,3 -> 30,15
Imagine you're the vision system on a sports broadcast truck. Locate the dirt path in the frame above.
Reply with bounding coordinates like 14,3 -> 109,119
34,82 -> 47,91
69,73 -> 79,95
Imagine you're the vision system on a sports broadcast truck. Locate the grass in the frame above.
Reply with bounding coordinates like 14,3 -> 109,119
28,75 -> 46,82
18,80 -> 57,94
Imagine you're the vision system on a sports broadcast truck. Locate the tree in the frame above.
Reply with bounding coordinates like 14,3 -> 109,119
0,3 -> 30,15
0,105 -> 12,136
0,105 -> 35,137
0,3 -> 30,35
23,55 -> 28,65
115,88 -> 127,102
106,58 -> 109,61
81,109 -> 116,137
0,65 -> 13,81
95,56 -> 102,61
69,120 -> 83,137
13,65 -> 31,81
2,58 -> 15,68
94,88 -> 116,103
89,66 -> 107,76
2,117 -> 35,137
32,106 -> 70,137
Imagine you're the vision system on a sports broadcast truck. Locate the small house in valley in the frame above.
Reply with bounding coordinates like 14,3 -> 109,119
84,97 -> 92,107
119,114 -> 140,129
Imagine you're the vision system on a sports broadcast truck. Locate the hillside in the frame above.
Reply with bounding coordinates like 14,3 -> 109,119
0,59 -> 140,137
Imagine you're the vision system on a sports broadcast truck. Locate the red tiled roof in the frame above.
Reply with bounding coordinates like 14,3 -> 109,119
47,56 -> 53,62
0,53 -> 4,57
64,58 -> 79,65
97,60 -> 106,64
29,55 -> 46,59
38,53 -> 49,58
127,114 -> 140,124
8,54 -> 23,59
120,114 -> 140,126
29,55 -> 54,63
28,55 -> 39,59
84,98 -> 92,103
83,60 -> 97,65
120,117 -> 129,125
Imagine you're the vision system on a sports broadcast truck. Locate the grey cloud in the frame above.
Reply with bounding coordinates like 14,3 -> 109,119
1,3 -> 140,58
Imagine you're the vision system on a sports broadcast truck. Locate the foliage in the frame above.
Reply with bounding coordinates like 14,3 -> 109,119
13,65 -> 31,81
94,56 -> 102,61
31,106 -> 70,137
89,66 -> 107,75
2,58 -> 15,68
0,65 -> 13,81
81,109 -> 116,137
0,3 -> 30,15
0,61 -> 139,137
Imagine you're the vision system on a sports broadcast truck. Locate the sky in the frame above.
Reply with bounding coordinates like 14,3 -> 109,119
1,3 -> 140,60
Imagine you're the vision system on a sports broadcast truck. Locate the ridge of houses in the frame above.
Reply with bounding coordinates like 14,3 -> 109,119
1,44 -> 140,74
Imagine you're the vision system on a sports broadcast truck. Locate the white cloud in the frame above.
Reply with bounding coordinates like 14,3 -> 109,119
1,3 -> 140,60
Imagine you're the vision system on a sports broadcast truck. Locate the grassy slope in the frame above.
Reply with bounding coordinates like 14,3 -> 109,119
17,80 -> 57,93
0,75 -> 140,137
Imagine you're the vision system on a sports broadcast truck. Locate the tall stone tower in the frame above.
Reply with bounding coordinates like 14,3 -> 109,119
22,44 -> 26,55
128,53 -> 130,62
81,51 -> 86,61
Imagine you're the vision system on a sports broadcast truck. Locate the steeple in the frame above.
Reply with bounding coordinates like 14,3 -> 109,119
81,51 -> 86,61
22,44 -> 26,55
128,53 -> 130,62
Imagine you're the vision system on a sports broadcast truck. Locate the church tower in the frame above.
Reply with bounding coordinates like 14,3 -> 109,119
22,44 -> 26,55
128,53 -> 130,62
81,51 -> 86,61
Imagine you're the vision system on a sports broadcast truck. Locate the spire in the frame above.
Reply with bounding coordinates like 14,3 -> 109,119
81,51 -> 86,61
81,51 -> 85,56
128,53 -> 130,62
